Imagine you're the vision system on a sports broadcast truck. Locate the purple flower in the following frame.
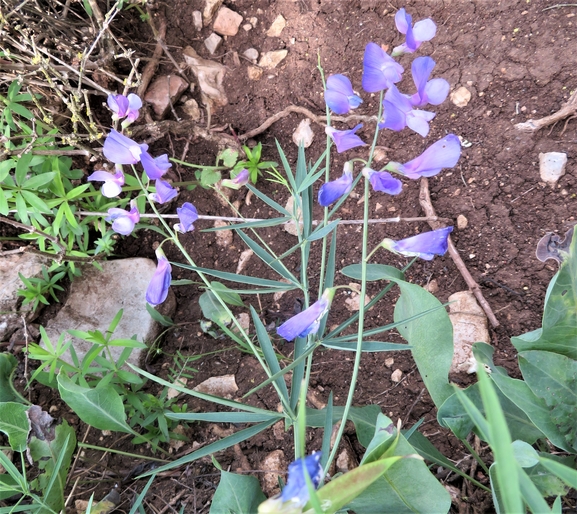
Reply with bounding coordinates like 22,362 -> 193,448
105,199 -> 140,235
87,167 -> 125,198
174,202 -> 198,233
325,124 -> 367,153
107,93 -> 142,125
150,179 -> 178,204
318,162 -> 354,206
221,168 -> 249,190
279,452 -> 323,508
362,168 -> 403,195
277,289 -> 335,341
324,75 -> 363,114
379,84 -> 435,137
362,42 -> 404,93
390,134 -> 461,179
393,8 -> 437,55
103,129 -> 147,165
141,151 -> 172,180
409,57 -> 450,107
382,226 -> 453,260
146,248 -> 172,306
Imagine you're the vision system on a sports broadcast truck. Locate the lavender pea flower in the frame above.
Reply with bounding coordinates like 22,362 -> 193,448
107,93 -> 142,125
379,84 -> 435,137
324,74 -> 363,114
362,167 -> 403,195
362,42 -> 404,93
393,8 -> 437,55
381,226 -> 453,260
146,248 -> 172,306
141,151 -> 172,180
390,134 -> 461,179
277,289 -> 335,341
318,161 -> 354,206
409,56 -> 450,108
221,168 -> 249,190
174,202 -> 198,233
105,199 -> 140,235
150,179 -> 178,204
87,167 -> 125,198
325,124 -> 367,153
103,129 -> 147,165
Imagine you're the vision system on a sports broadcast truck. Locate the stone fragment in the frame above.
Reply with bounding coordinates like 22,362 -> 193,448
214,219 -> 233,247
448,291 -> 490,374
236,248 -> 254,274
193,374 -> 238,398
266,14 -> 286,37
192,11 -> 203,30
457,214 -> 468,229
372,146 -> 388,162
425,279 -> 439,294
249,16 -> 258,27
292,118 -> 314,148
169,425 -> 186,452
391,369 -> 403,382
283,197 -> 302,236
345,283 -> 371,312
539,152 -> 567,186
0,254 -> 47,340
242,23 -> 252,31
203,0 -> 223,25
243,48 -> 259,62
247,66 -> 263,80
336,445 -> 357,473
144,75 -> 188,118
384,358 -> 394,368
450,86 -> 472,108
258,50 -> 288,69
182,99 -> 201,121
260,450 -> 286,496
44,258 -> 176,369
167,377 -> 188,400
204,33 -> 222,54
236,312 -> 250,332
183,46 -> 228,108
213,6 -> 243,36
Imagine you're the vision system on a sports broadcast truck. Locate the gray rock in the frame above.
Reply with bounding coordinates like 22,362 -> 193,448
539,152 -> 567,186
242,48 -> 259,62
0,253 -> 48,341
192,10 -> 203,31
204,33 -> 222,55
144,75 -> 188,118
44,258 -> 176,370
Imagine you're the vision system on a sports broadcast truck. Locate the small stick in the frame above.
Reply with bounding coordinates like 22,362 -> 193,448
515,90 -> 577,132
419,178 -> 500,328
137,14 -> 167,98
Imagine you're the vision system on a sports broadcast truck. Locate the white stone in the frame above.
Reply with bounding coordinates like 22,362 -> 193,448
0,253 -> 48,340
44,258 -> 176,370
214,220 -> 233,247
450,86 -> 472,108
424,279 -> 439,294
192,10 -> 203,31
457,214 -> 468,229
258,50 -> 288,69
236,248 -> 253,274
242,23 -> 252,31
236,312 -> 250,332
182,99 -> 201,121
204,33 -> 222,54
292,118 -> 314,147
345,283 -> 371,312
384,358 -> 394,368
391,369 -> 403,382
183,46 -> 228,108
372,146 -> 388,162
247,66 -> 263,81
194,375 -> 238,398
203,0 -> 223,24
213,6 -> 243,36
242,48 -> 259,62
167,377 -> 188,400
539,152 -> 567,186
144,75 -> 188,117
283,197 -> 302,236
266,14 -> 286,37
260,450 -> 286,496
336,446 -> 357,473
448,291 -> 490,374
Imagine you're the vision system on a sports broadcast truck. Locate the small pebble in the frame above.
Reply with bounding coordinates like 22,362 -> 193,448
457,214 -> 468,229
391,369 -> 403,382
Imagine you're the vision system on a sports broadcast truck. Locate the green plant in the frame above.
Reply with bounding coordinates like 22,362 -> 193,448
17,265 -> 66,311
233,142 -> 279,184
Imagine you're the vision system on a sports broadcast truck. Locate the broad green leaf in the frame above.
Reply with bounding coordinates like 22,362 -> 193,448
0,353 -> 19,402
511,226 -> 577,359
211,281 -> 244,306
538,455 -> 577,491
14,192 -> 29,224
14,153 -> 32,185
519,350 -> 577,450
199,290 -> 232,324
146,303 -> 174,327
341,263 -> 405,282
525,458 -> 569,498
0,188 -> 8,215
57,373 -> 133,433
0,402 -> 29,451
217,148 -> 238,167
360,413 -> 397,464
0,159 -> 15,181
512,440 -> 539,467
210,471 -> 266,514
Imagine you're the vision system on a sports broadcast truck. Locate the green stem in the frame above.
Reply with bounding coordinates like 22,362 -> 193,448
461,437 -> 490,475
78,443 -> 169,462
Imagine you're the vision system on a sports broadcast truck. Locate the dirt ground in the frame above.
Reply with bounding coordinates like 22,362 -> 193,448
6,0 -> 577,512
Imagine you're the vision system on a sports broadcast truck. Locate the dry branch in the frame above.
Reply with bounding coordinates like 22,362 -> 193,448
515,90 -> 577,133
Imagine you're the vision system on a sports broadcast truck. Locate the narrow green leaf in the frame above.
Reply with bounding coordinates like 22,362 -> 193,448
307,219 -> 340,242
321,341 -> 411,352
342,263 -> 405,282
0,188 -> 8,216
211,281 -> 245,306
14,193 -> 28,224
146,303 -> 174,327
538,455 -> 577,490
246,183 -> 291,216
165,411 -> 281,423
202,217 -> 290,231
14,153 -> 32,185
20,190 -> 50,212
22,172 -> 56,190
199,290 -> 232,324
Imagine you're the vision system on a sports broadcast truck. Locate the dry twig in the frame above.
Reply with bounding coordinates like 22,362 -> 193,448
515,90 -> 577,133
418,178 -> 500,328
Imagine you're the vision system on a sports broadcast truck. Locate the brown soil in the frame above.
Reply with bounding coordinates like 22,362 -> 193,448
6,0 -> 577,513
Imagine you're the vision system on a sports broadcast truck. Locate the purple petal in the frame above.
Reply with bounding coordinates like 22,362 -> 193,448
141,151 -> 171,180
107,94 -> 128,117
277,297 -> 330,342
411,56 -> 435,103
362,43 -> 404,92
233,168 -> 249,185
318,166 -> 353,206
175,202 -> 198,233
391,226 -> 453,260
365,169 -> 403,195
101,180 -> 123,198
110,216 -> 136,235
87,170 -> 115,182
127,93 -> 142,111
399,134 -> 461,178
380,100 -> 407,131
103,130 -> 145,165
325,75 -> 363,114
325,124 -> 367,153
280,453 -> 323,507
325,90 -> 354,115
424,78 -> 450,105
146,255 -> 172,306
394,8 -> 409,34
150,179 -> 178,204
327,74 -> 355,97
406,109 -> 435,137
413,19 -> 437,43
